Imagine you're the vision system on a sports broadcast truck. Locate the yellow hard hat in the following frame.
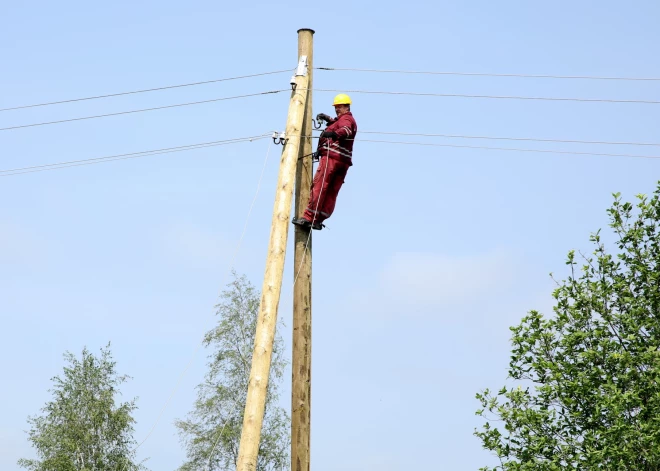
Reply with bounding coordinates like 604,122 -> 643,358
333,93 -> 352,106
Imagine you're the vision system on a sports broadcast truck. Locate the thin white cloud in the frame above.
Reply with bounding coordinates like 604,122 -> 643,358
159,223 -> 232,265
0,222 -> 45,265
376,248 -> 519,311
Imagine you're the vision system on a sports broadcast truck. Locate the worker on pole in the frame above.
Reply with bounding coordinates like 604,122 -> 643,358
292,93 -> 357,231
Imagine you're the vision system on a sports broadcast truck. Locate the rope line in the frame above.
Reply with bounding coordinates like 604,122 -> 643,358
0,70 -> 292,112
0,90 -> 286,132
293,137 -> 330,289
317,66 -> 660,82
312,88 -> 660,105
202,144 -> 274,469
122,139 -> 273,466
205,405 -> 236,471
0,134 -> 271,176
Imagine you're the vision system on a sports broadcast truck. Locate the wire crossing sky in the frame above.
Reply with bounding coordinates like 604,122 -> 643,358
2,3 -> 660,471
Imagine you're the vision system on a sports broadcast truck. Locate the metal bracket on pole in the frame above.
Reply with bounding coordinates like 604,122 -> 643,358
290,55 -> 308,90
296,56 -> 308,76
272,131 -> 287,145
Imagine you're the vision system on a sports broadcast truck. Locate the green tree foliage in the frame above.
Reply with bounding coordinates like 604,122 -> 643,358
475,186 -> 660,470
176,272 -> 289,471
18,344 -> 145,471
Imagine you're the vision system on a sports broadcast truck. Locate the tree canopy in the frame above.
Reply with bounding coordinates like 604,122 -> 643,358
176,272 -> 289,471
19,343 -> 145,471
476,185 -> 660,470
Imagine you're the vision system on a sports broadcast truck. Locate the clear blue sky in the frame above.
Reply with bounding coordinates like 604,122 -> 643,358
2,1 -> 660,470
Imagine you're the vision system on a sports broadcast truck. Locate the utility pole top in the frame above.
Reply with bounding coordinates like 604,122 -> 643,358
297,28 -> 315,34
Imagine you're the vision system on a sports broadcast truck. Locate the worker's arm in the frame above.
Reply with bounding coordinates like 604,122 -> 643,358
330,115 -> 355,140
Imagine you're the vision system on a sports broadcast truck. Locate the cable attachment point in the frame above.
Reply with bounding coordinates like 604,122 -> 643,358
272,131 -> 287,145
314,112 -> 332,129
290,56 -> 308,90
296,56 -> 308,77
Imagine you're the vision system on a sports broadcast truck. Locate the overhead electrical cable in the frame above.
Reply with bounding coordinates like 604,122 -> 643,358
317,67 -> 660,82
353,138 -> 660,160
311,88 -> 660,105
7,132 -> 660,178
0,134 -> 271,176
0,90 -> 286,132
0,70 -> 292,112
356,130 -> 660,148
6,65 -> 655,114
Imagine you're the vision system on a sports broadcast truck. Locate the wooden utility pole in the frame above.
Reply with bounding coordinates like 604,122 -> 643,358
291,28 -> 314,471
235,49 -> 310,471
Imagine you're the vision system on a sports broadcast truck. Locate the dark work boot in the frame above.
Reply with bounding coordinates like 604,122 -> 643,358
311,221 -> 325,230
292,217 -> 312,229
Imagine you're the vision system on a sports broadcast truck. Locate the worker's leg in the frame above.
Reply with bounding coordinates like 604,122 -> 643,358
318,161 -> 349,221
293,158 -> 330,228
303,156 -> 333,224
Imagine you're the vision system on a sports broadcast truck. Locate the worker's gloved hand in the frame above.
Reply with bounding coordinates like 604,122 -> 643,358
316,113 -> 332,123
321,130 -> 337,139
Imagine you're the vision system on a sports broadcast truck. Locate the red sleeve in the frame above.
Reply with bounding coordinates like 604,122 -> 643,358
333,115 -> 355,140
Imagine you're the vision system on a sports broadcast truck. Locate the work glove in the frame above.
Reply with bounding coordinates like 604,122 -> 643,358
321,130 -> 337,139
316,113 -> 332,123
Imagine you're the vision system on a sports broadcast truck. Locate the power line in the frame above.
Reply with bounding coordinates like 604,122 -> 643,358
6,65 -> 654,115
8,132 -> 657,178
357,130 -> 660,148
301,133 -> 660,159
312,88 -> 660,105
0,70 -> 292,112
0,90 -> 286,132
354,138 -> 660,160
317,67 -> 660,82
0,134 -> 271,176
